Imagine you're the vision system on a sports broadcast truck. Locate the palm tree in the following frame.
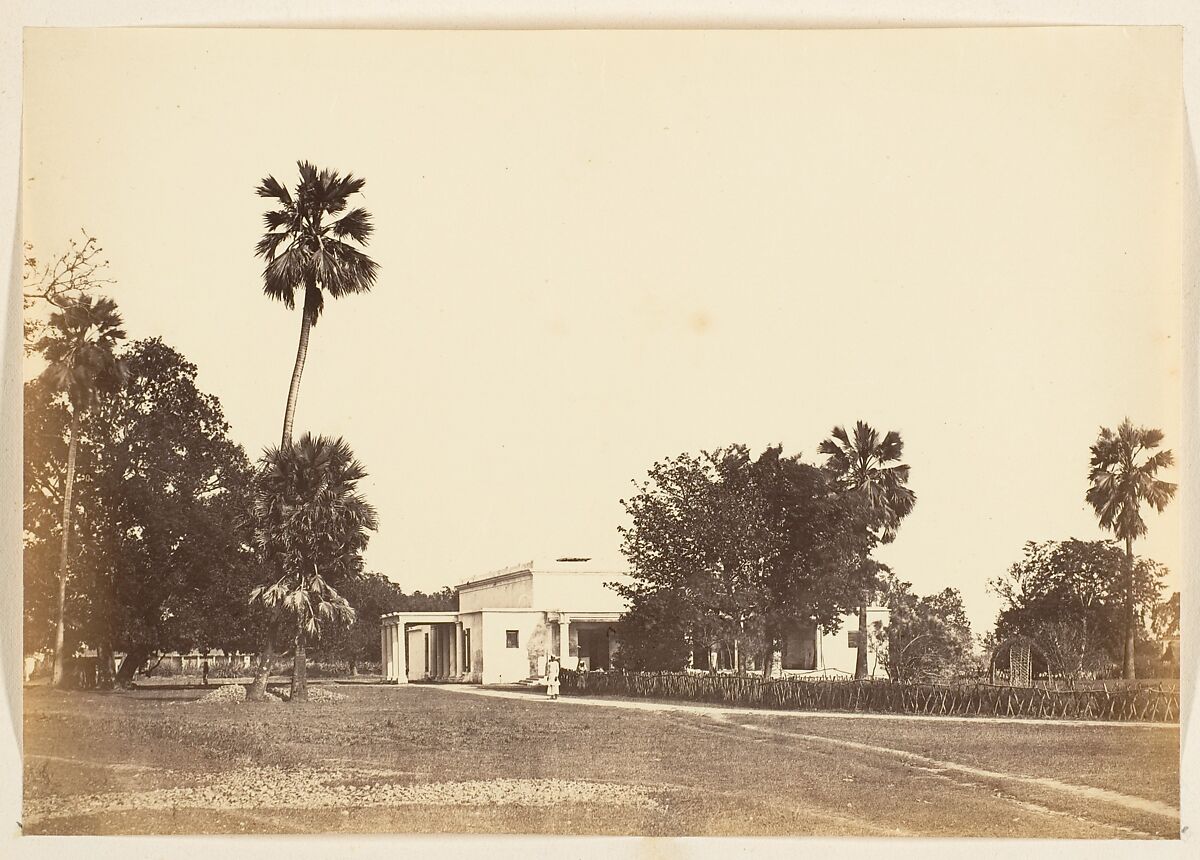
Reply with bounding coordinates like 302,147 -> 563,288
249,162 -> 378,698
819,421 -> 916,679
36,295 -> 127,687
255,161 -> 379,445
1085,419 -> 1175,680
250,434 -> 378,701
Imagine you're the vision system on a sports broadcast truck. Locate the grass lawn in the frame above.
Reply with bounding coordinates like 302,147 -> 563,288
21,682 -> 1180,838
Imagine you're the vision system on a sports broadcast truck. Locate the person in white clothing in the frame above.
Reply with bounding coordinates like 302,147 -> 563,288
545,654 -> 561,700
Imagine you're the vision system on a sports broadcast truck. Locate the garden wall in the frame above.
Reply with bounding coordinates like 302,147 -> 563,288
559,670 -> 1179,723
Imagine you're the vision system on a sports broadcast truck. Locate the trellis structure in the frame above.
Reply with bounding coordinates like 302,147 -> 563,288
989,635 -> 1049,687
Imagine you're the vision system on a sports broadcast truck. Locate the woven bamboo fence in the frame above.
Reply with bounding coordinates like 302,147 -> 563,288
559,670 -> 1179,723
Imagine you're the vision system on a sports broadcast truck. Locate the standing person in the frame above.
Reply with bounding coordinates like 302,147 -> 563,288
545,654 -> 560,700
201,657 -> 209,687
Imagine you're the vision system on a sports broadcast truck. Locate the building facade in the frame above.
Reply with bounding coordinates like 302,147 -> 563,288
381,559 -> 632,685
380,559 -> 890,683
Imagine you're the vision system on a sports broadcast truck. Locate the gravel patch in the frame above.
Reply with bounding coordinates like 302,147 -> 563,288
268,687 -> 349,703
23,766 -> 659,825
193,685 -> 247,705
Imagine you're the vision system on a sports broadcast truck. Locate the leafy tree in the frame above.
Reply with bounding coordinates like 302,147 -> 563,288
618,446 -> 777,673
398,587 -> 458,612
872,571 -> 974,682
24,339 -> 260,686
749,446 -> 876,676
610,586 -> 695,672
1152,591 -> 1179,641
1085,419 -> 1176,679
1151,592 -> 1180,673
989,539 -> 1164,678
617,444 -> 869,675
251,434 -> 379,701
819,421 -> 917,679
33,295 -> 127,687
255,162 -> 380,444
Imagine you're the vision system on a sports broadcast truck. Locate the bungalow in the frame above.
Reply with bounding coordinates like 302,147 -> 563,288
380,557 -> 889,683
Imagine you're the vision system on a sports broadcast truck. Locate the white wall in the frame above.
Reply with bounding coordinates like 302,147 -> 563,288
480,611 -> 546,684
407,626 -> 428,681
458,572 -> 534,612
532,570 -> 631,612
461,611 -> 483,683
818,608 -> 890,677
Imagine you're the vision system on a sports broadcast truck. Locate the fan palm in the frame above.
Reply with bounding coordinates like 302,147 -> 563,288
36,295 -> 127,687
250,434 -> 378,701
1085,419 -> 1175,679
819,421 -> 916,679
255,161 -> 379,445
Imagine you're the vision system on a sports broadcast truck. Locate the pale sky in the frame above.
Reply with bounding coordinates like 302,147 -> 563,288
21,27 -> 1183,636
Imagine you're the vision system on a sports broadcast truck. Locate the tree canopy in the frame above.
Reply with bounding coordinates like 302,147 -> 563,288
616,444 -> 871,673
989,539 -> 1165,678
250,433 -> 379,699
871,570 -> 974,682
24,338 -> 260,684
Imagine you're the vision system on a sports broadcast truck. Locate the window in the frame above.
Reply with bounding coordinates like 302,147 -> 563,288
463,629 -> 471,671
505,630 -> 520,649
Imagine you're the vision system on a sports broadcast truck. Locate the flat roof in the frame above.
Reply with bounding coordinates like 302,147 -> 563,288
455,558 -> 629,590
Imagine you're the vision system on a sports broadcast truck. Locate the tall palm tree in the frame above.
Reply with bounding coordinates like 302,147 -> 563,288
250,162 -> 378,698
250,434 -> 378,701
1085,419 -> 1175,680
819,421 -> 916,679
255,161 -> 380,445
36,295 -> 127,687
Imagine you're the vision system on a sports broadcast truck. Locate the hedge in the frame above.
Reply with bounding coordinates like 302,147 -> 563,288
559,670 -> 1179,723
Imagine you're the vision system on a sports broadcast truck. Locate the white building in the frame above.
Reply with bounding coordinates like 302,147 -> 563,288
381,558 -> 632,685
380,558 -> 889,683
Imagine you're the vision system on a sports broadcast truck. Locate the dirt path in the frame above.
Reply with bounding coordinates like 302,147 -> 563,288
716,715 -> 1178,821
429,684 -> 1179,834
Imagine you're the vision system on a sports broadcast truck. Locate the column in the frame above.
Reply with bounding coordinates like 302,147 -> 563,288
559,614 -> 571,667
394,623 -> 406,684
455,621 -> 464,678
381,624 -> 389,680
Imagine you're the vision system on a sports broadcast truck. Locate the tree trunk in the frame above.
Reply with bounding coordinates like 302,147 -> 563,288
247,638 -> 275,701
761,634 -> 782,679
758,620 -> 779,679
291,623 -> 308,702
1123,535 -> 1136,680
52,409 -> 80,689
114,644 -> 151,688
854,601 -> 869,680
96,642 -> 115,690
280,287 -> 317,446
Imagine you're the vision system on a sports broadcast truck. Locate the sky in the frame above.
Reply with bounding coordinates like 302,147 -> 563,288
20,27 -> 1183,636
